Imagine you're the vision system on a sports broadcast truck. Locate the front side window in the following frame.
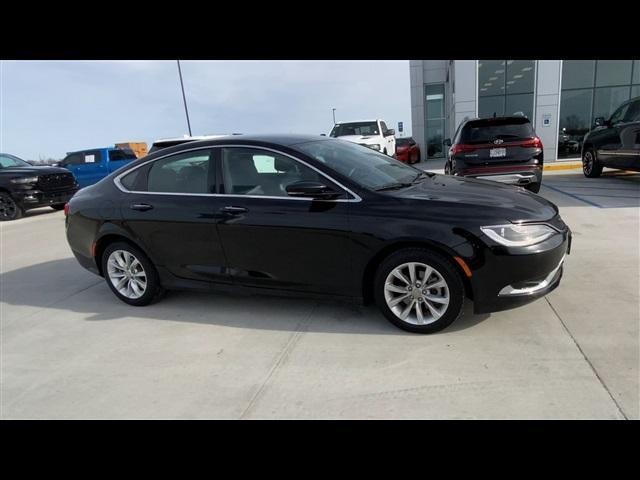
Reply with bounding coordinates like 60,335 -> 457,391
294,139 -> 420,191
63,153 -> 85,165
145,150 -> 212,194
0,154 -> 31,168
109,149 -> 138,161
221,148 -> 325,197
330,122 -> 380,137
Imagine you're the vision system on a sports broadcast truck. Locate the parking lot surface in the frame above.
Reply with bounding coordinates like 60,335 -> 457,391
1,168 -> 638,419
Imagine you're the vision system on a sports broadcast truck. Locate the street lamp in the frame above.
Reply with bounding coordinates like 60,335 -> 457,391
176,60 -> 193,136
332,108 -> 336,125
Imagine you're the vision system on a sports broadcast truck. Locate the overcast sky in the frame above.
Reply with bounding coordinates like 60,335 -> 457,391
1,60 -> 411,160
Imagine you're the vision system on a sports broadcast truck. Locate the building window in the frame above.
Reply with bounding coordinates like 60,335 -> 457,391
424,83 -> 445,159
478,60 -> 535,121
558,60 -> 640,158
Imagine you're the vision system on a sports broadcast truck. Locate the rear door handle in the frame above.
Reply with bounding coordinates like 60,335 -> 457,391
220,206 -> 248,215
130,203 -> 154,211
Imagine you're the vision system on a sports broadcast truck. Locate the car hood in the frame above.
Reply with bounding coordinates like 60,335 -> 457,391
392,174 -> 558,223
336,135 -> 381,145
0,166 -> 72,176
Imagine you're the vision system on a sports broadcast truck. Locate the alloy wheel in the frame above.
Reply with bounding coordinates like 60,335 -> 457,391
583,151 -> 593,175
383,262 -> 450,325
107,249 -> 148,299
0,195 -> 18,220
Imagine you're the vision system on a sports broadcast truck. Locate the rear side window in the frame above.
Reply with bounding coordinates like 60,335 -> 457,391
145,150 -> 213,194
623,100 -> 640,122
63,153 -> 84,165
460,119 -> 534,144
120,168 -> 142,190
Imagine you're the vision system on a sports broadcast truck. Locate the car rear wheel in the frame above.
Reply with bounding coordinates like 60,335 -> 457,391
0,193 -> 23,221
374,248 -> 465,333
51,203 -> 66,211
102,242 -> 164,306
583,149 -> 602,178
414,151 -> 421,163
444,162 -> 451,175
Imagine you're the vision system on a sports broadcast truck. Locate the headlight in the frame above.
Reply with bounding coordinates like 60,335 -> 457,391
480,223 -> 557,247
10,176 -> 38,184
367,144 -> 381,151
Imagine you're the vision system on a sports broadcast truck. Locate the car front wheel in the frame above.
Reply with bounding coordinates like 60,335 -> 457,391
0,193 -> 23,221
583,149 -> 602,178
374,248 -> 465,333
102,241 -> 164,306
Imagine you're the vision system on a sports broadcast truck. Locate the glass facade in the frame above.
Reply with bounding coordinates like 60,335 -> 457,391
558,60 -> 640,158
478,60 -> 535,121
424,83 -> 445,158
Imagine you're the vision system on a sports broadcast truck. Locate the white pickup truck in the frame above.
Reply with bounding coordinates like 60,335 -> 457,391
329,119 -> 396,156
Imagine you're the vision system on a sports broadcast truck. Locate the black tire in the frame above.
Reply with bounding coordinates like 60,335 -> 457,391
444,161 -> 451,175
374,248 -> 465,334
0,192 -> 23,221
383,148 -> 388,156
51,203 -> 66,211
101,241 -> 164,306
583,148 -> 602,178
414,151 -> 421,163
526,182 -> 541,193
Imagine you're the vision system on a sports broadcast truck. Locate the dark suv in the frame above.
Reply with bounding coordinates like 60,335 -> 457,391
444,116 -> 544,193
0,153 -> 78,221
582,96 -> 640,178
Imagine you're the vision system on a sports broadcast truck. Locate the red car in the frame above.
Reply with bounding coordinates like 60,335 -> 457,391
394,137 -> 421,163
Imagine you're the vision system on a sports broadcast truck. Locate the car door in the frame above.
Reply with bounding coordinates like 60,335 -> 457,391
215,146 -> 354,296
616,99 -> 640,170
380,121 -> 395,155
116,147 -> 231,284
70,149 -> 108,187
595,102 -> 630,168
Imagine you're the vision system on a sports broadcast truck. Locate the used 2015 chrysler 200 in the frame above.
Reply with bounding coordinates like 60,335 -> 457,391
65,134 -> 571,333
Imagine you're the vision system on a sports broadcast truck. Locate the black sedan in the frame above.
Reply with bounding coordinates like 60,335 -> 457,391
65,134 -> 571,333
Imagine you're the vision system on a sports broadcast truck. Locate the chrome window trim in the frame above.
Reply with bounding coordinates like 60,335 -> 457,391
113,144 -> 362,203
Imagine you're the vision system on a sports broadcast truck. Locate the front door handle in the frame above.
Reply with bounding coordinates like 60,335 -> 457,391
220,206 -> 248,215
130,203 -> 154,211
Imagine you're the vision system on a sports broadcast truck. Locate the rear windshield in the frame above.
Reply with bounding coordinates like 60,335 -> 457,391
330,122 -> 379,137
461,118 -> 534,144
395,137 -> 414,146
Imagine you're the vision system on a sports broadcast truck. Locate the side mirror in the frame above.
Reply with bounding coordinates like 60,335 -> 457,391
286,181 -> 340,199
386,129 -> 395,137
443,138 -> 452,146
594,117 -> 607,127
320,133 -> 326,136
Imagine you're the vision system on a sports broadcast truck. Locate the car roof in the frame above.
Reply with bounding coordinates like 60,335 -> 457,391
152,134 -> 234,144
334,119 -> 379,124
65,147 -> 114,154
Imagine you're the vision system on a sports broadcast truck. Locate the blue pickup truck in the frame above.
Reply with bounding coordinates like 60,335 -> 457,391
59,147 -> 138,188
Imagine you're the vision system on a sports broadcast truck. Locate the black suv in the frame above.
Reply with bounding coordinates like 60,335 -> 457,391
0,153 -> 79,221
444,116 -> 544,193
582,96 -> 640,178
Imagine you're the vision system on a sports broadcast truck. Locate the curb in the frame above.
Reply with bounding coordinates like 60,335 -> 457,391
543,162 -> 582,171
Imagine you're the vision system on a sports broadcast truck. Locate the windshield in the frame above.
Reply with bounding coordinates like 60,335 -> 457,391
0,154 -> 31,168
294,139 -> 422,191
330,122 -> 379,138
461,119 -> 534,144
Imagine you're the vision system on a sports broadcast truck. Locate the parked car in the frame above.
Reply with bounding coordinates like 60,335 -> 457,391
582,96 -> 640,178
0,153 -> 78,221
444,116 -> 544,193
329,120 -> 396,156
395,137 -> 421,164
148,134 -> 242,154
65,134 -> 571,334
59,147 -> 138,188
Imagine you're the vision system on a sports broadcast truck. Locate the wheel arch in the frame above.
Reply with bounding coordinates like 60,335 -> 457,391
94,229 -> 153,277
361,240 -> 473,304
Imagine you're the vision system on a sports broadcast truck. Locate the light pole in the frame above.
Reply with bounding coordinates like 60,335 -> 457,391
332,108 -> 336,125
176,60 -> 192,136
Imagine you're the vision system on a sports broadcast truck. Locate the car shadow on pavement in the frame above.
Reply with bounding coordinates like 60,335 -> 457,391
540,172 -> 640,209
1,257 -> 491,335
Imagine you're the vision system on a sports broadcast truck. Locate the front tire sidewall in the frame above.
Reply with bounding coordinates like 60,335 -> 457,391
0,193 -> 23,221
101,242 -> 163,306
583,149 -> 602,178
374,249 -> 465,334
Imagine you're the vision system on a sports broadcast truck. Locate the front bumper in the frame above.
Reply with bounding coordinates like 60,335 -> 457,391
14,187 -> 78,209
470,227 -> 571,314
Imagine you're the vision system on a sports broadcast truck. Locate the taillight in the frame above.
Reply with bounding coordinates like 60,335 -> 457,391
63,203 -> 70,216
520,137 -> 543,149
451,144 -> 477,155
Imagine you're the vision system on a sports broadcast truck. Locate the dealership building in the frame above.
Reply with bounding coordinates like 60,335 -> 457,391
409,60 -> 640,162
